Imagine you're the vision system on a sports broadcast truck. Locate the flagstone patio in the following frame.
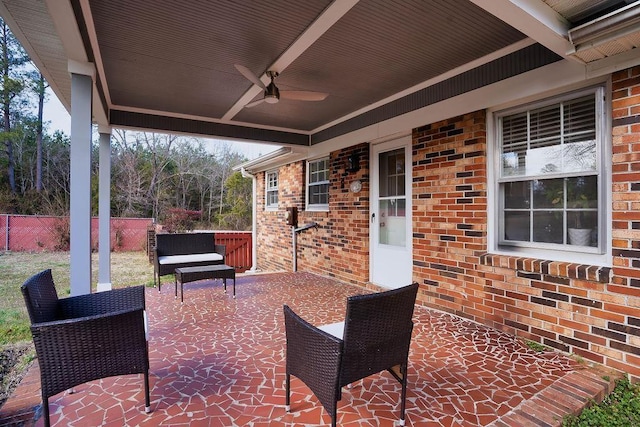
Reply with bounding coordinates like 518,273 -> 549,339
0,272 -> 617,426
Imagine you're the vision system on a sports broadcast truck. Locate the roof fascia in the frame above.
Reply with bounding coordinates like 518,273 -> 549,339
469,0 -> 577,61
234,146 -> 309,174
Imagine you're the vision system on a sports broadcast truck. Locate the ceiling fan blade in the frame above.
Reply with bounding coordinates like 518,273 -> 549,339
245,98 -> 266,108
235,64 -> 266,90
280,90 -> 328,101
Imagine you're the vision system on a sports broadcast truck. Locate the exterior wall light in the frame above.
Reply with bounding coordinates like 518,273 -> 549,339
348,152 -> 360,173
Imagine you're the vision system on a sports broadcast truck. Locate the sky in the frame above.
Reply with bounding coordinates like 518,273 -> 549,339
42,88 -> 280,161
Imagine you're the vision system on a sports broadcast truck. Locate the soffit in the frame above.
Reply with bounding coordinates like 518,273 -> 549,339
87,0 -> 525,133
543,0 -> 640,63
2,0 -> 639,146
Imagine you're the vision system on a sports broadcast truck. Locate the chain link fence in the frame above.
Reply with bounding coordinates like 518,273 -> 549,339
0,215 -> 152,252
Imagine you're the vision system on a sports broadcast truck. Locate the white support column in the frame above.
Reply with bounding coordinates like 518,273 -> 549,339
97,126 -> 112,292
241,167 -> 258,272
69,60 -> 94,296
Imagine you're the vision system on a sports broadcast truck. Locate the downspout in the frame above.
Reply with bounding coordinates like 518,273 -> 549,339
241,167 -> 258,273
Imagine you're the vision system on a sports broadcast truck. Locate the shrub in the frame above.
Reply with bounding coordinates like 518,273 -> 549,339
51,217 -> 70,251
563,377 -> 640,426
162,208 -> 202,233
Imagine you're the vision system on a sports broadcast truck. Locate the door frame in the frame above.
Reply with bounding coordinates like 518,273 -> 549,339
369,135 -> 413,288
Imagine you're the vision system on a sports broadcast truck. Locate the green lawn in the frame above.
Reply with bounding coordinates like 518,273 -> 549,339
0,251 -> 155,406
0,251 -> 154,345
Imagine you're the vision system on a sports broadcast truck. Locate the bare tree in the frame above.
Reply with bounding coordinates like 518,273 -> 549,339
33,72 -> 48,192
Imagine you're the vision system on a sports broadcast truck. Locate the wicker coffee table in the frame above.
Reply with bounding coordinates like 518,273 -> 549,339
174,265 -> 236,302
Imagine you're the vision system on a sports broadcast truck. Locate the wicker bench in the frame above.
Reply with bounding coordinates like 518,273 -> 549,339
153,232 -> 225,289
175,264 -> 236,302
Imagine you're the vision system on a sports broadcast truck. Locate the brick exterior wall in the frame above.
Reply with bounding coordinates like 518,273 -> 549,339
256,144 -> 370,284
412,68 -> 640,381
609,66 -> 640,378
255,66 -> 640,381
297,144 -> 370,283
256,162 -> 304,272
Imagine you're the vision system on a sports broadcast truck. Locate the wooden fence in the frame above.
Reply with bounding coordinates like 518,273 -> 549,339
215,232 -> 252,273
146,228 -> 253,273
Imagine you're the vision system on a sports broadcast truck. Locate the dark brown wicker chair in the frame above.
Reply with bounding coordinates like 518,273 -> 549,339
21,269 -> 151,427
283,282 -> 419,427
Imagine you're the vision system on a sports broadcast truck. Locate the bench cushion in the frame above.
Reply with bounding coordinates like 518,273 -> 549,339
158,253 -> 223,265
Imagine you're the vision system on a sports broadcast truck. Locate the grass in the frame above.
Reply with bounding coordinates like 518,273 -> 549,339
0,310 -> 31,345
525,339 -> 548,352
0,251 -> 155,343
0,250 -> 154,407
562,376 -> 640,426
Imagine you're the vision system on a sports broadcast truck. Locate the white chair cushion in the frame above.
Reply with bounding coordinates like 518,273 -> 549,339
158,253 -> 223,265
319,321 -> 344,339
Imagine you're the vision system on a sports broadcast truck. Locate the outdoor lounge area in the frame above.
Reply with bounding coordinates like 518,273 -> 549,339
1,0 -> 639,404
0,272 -> 615,427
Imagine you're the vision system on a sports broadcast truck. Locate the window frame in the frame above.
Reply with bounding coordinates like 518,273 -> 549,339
487,85 -> 611,266
265,170 -> 279,210
306,157 -> 330,211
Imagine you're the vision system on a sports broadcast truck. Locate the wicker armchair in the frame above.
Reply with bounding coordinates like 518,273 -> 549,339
283,282 -> 419,427
21,270 -> 151,427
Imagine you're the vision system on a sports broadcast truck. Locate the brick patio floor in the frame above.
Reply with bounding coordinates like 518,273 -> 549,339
0,272 -> 619,426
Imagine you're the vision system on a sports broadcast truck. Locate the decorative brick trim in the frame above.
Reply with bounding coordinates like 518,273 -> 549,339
479,253 -> 611,283
612,114 -> 640,127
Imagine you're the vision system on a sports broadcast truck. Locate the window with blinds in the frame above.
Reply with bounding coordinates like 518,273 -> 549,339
501,94 -> 596,178
496,89 -> 603,253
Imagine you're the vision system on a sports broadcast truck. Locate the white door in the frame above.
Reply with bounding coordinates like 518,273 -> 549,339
370,136 -> 412,288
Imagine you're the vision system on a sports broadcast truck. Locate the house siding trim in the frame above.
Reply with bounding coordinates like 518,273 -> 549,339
311,43 -> 562,145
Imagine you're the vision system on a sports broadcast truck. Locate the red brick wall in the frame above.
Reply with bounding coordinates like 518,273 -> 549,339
0,215 -> 152,252
609,66 -> 640,378
256,144 -> 370,284
412,111 -> 488,314
296,144 -> 370,284
412,68 -> 640,381
256,162 -> 304,272
256,66 -> 640,381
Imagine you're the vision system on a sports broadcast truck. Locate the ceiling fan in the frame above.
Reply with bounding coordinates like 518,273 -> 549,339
235,64 -> 328,108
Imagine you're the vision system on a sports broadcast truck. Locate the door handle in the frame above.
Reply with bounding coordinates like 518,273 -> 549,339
371,213 -> 375,223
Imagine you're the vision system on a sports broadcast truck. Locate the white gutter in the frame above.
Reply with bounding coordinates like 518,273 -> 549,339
234,145 -> 311,175
235,147 -> 292,172
241,167 -> 258,273
568,2 -> 640,53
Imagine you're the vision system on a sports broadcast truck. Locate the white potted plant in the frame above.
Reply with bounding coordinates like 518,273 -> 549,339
566,179 -> 597,246
543,177 -> 596,246
567,202 -> 592,245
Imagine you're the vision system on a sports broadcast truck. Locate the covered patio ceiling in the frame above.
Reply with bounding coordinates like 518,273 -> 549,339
1,0 -> 639,147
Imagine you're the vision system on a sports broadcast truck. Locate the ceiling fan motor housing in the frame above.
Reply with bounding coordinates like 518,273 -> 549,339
265,81 -> 280,103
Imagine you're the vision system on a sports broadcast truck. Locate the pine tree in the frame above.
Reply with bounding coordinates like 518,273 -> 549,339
0,18 -> 30,194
